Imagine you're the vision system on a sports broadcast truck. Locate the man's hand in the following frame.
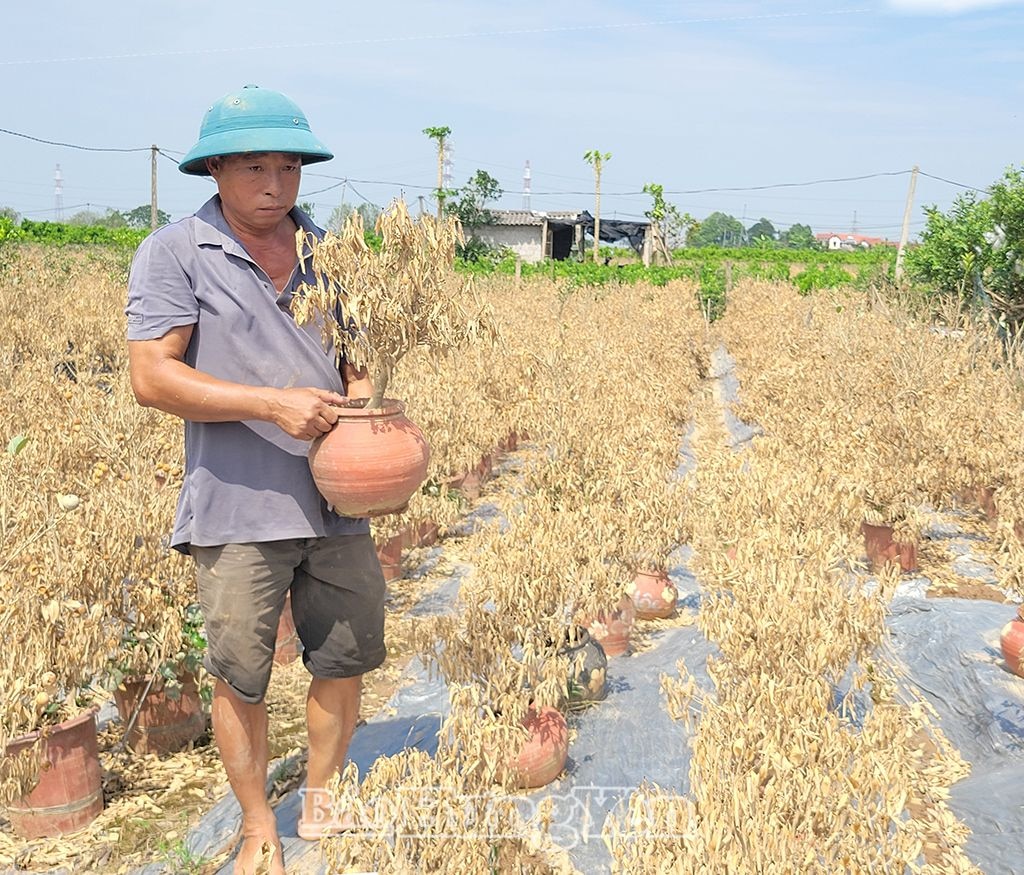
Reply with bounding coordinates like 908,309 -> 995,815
269,387 -> 346,441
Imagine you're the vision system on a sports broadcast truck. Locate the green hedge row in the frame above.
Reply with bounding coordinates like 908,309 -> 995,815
0,217 -> 149,247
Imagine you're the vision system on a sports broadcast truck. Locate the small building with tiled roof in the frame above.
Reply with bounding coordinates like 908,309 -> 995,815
466,209 -> 652,263
465,209 -> 584,262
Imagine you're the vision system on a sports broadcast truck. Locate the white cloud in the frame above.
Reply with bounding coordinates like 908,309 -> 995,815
888,0 -> 1024,12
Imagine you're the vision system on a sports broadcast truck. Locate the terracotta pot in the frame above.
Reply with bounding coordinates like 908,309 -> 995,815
506,705 -> 569,789
309,399 -> 430,518
861,521 -> 918,573
626,570 -> 678,620
582,596 -> 635,657
476,454 -> 494,482
375,530 -> 406,582
4,709 -> 103,838
1001,605 -> 1024,678
446,468 -> 482,501
556,627 -> 608,710
414,520 -> 440,549
113,673 -> 206,755
274,592 -> 303,665
977,486 -> 999,522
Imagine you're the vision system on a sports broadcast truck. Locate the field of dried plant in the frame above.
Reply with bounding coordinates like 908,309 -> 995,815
2,240 -> 1024,874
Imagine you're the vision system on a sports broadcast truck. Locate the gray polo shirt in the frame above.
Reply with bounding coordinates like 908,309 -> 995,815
126,195 -> 368,552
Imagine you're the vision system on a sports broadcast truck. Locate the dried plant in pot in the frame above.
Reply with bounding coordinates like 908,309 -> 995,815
618,485 -> 686,620
293,201 -> 496,517
0,481 -> 121,837
859,494 -> 923,574
103,601 -> 209,755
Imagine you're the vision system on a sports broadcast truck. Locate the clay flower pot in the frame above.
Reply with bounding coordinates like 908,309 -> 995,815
626,569 -> 678,620
375,530 -> 407,582
505,705 -> 569,789
309,399 -> 430,518
1001,605 -> 1024,678
113,672 -> 206,755
582,596 -> 636,657
498,431 -> 519,453
861,521 -> 917,573
4,709 -> 103,838
414,520 -> 440,548
556,627 -> 608,710
976,486 -> 999,522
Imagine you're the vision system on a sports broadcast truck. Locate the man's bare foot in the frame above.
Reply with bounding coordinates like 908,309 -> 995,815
234,815 -> 285,875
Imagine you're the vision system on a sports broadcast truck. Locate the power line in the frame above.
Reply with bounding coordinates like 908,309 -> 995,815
347,182 -> 381,208
918,170 -> 989,193
1,128 -> 987,202
1,9 -> 871,67
0,126 -> 151,153
298,180 -> 347,198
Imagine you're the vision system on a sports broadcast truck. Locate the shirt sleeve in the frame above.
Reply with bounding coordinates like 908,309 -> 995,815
125,233 -> 199,341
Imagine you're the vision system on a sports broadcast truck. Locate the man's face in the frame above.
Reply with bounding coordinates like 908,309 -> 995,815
207,152 -> 301,231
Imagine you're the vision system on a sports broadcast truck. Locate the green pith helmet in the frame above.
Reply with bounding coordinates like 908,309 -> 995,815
179,84 -> 333,176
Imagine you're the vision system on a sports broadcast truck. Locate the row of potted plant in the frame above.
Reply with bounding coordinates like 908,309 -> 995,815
310,263 -> 709,869
606,277 -> 981,871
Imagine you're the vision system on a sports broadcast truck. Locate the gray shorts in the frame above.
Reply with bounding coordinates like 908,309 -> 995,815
191,534 -> 386,704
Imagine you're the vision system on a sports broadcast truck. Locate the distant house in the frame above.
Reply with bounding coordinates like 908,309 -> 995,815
815,232 -> 893,251
464,210 -> 584,263
465,209 -> 652,263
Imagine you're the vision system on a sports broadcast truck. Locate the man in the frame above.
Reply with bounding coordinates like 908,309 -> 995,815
126,85 -> 385,874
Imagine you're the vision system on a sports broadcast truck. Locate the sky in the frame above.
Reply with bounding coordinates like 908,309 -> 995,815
1,0 -> 1022,240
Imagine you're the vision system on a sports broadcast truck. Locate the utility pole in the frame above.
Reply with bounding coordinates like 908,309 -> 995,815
53,164 -> 63,221
894,165 -> 919,282
522,160 -> 532,211
150,145 -> 158,231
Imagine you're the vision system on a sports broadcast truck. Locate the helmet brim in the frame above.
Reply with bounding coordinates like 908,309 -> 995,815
179,129 -> 334,176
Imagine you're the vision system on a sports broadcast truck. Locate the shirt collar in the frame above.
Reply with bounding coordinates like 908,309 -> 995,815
193,195 -> 321,260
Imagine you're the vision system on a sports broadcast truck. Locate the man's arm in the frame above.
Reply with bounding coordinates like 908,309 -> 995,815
128,326 -> 345,441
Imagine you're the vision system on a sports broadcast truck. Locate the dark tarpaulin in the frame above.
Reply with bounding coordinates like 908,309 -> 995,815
575,210 -> 649,254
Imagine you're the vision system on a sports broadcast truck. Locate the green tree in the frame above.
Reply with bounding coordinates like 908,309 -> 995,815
68,208 -> 125,228
121,204 -> 170,229
328,202 -> 381,235
688,212 -> 744,247
583,149 -> 612,264
446,170 -> 503,262
447,170 -> 502,229
298,201 -> 317,221
982,166 -> 1024,325
642,182 -> 695,257
0,206 -> 20,223
747,218 -> 777,245
905,190 -> 993,305
423,126 -> 452,219
781,223 -> 816,249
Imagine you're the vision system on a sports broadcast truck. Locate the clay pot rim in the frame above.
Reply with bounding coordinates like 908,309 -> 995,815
6,706 -> 99,749
544,625 -> 593,652
326,397 -> 406,418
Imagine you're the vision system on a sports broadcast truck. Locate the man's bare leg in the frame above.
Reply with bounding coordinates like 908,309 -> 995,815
301,675 -> 362,835
211,680 -> 285,875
